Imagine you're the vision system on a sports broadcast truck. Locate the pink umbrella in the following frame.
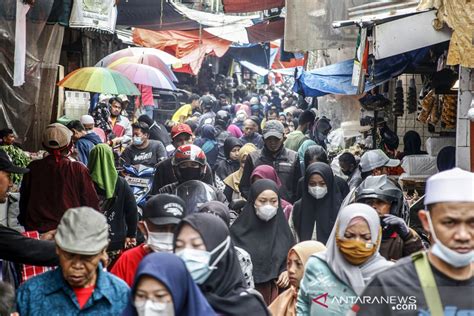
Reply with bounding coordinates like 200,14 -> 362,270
96,47 -> 181,68
109,63 -> 177,90
108,54 -> 178,82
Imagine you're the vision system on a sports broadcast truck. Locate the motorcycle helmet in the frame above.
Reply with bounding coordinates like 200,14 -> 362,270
200,95 -> 215,110
215,110 -> 231,128
355,175 -> 405,220
172,144 -> 207,183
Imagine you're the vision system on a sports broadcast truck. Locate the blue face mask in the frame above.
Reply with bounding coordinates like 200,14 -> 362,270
133,136 -> 144,146
176,236 -> 230,284
427,213 -> 473,268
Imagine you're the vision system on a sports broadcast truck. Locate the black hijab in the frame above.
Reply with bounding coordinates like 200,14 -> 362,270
198,201 -> 231,226
437,146 -> 456,172
230,179 -> 294,284
292,162 -> 342,244
215,137 -> 242,180
137,115 -> 172,146
177,213 -> 269,316
402,130 -> 424,156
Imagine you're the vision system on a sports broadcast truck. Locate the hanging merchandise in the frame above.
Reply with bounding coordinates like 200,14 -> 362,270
441,94 -> 457,129
407,77 -> 417,114
393,79 -> 404,117
69,0 -> 118,34
428,95 -> 441,125
418,89 -> 435,123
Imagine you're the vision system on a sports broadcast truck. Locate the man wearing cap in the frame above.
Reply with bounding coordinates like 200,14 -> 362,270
359,149 -> 401,180
120,122 -> 167,167
240,118 -> 264,149
111,194 -> 186,286
19,123 -> 100,232
356,168 -> 474,315
151,124 -> 214,193
0,149 -> 58,266
66,120 -> 102,165
240,120 -> 301,203
80,114 -> 106,143
16,207 -> 130,314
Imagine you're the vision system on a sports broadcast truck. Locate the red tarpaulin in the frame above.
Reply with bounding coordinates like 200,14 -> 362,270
247,19 -> 285,43
133,28 -> 231,75
223,0 -> 285,13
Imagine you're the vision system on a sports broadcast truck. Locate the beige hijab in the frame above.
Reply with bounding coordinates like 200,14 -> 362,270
223,143 -> 257,192
269,241 -> 326,316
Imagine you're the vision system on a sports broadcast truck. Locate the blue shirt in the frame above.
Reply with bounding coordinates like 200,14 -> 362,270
17,265 -> 130,316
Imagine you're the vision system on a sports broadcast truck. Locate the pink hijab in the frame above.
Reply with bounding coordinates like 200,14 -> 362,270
235,103 -> 251,117
250,165 -> 282,188
227,124 -> 243,138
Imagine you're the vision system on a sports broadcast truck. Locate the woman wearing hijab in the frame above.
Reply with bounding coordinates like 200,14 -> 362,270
295,145 -> 349,201
137,115 -> 172,149
223,143 -> 257,203
436,146 -> 456,172
194,125 -> 219,167
174,213 -> 269,316
88,144 -> 137,262
214,137 -> 243,181
297,140 -> 317,175
269,241 -> 326,316
291,162 -> 343,244
227,124 -> 243,138
397,130 -> 427,160
250,165 -> 293,220
230,180 -> 295,305
297,203 -> 392,315
198,201 -> 255,288
122,252 -> 216,316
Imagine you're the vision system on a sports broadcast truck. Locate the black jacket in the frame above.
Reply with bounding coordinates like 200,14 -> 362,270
239,146 -> 301,203
151,158 -> 214,194
98,177 -> 138,251
0,225 -> 58,266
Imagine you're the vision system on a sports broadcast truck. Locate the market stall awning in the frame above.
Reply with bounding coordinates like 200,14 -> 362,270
133,28 -> 231,75
293,47 -> 429,97
222,0 -> 285,13
247,18 -> 285,43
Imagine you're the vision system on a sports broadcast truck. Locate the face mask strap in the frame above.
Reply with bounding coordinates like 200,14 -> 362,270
209,236 -> 231,269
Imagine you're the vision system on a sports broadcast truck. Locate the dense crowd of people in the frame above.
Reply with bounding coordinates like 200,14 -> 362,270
0,83 -> 472,316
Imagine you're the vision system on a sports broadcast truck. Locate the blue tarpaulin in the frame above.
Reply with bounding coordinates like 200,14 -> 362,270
293,47 -> 429,97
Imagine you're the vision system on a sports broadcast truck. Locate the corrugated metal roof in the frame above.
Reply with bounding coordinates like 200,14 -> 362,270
332,0 -> 424,28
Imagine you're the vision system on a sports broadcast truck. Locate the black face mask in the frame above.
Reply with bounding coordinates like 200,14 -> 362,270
178,167 -> 202,182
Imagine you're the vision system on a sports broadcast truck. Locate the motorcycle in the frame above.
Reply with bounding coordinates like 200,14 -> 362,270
121,164 -> 155,210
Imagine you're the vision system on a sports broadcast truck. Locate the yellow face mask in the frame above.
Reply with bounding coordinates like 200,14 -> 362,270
335,228 -> 381,265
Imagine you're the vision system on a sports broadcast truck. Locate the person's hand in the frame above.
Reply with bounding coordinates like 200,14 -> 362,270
40,229 -> 56,241
276,271 -> 289,288
382,215 -> 410,239
124,237 -> 137,249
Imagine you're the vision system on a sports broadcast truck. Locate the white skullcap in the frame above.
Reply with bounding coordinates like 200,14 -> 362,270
424,168 -> 474,206
80,115 -> 94,125
118,94 -> 129,102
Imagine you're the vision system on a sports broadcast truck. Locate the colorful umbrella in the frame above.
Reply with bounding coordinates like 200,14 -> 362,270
108,54 -> 179,82
57,67 -> 141,95
109,63 -> 177,90
96,47 -> 182,68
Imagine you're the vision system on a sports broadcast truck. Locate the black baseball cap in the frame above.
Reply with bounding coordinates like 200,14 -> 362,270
143,194 -> 185,225
0,150 -> 29,174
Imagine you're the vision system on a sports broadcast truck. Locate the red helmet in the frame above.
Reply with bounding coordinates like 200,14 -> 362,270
172,144 -> 207,167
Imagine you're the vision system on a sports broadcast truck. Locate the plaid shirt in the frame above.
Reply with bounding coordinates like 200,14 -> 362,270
20,231 -> 53,284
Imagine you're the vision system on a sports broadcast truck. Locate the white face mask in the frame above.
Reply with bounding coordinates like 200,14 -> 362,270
145,224 -> 174,253
255,204 -> 278,221
135,300 -> 174,316
427,213 -> 473,268
308,185 -> 328,199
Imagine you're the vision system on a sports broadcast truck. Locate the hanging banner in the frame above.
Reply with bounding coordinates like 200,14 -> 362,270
69,0 -> 117,34
351,27 -> 368,94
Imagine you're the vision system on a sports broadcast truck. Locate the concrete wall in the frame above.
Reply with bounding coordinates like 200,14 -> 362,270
456,66 -> 473,170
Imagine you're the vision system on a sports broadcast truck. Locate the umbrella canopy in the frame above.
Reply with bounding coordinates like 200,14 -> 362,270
108,54 -> 179,82
57,67 -> 141,95
96,47 -> 182,68
109,63 -> 177,90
